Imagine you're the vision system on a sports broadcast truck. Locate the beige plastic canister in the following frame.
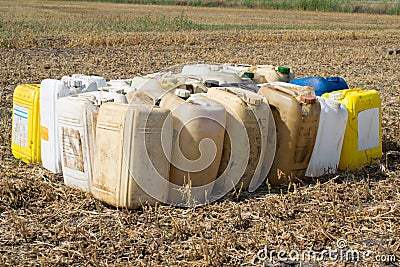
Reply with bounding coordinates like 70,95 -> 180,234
127,77 -> 171,105
159,93 -> 226,206
259,82 -> 320,185
130,77 -> 166,100
57,91 -> 127,193
206,87 -> 276,193
127,91 -> 156,105
246,65 -> 294,84
92,102 -> 173,209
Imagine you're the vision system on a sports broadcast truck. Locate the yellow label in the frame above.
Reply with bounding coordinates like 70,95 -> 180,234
40,126 -> 49,141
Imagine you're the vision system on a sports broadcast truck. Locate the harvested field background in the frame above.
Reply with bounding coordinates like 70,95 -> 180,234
0,0 -> 399,266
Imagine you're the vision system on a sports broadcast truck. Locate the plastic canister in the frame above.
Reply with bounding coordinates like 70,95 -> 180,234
259,82 -> 320,185
148,72 -> 188,91
290,76 -> 349,96
130,77 -> 166,100
322,89 -> 382,170
57,91 -> 127,192
222,63 -> 253,77
92,102 -> 172,209
101,79 -> 132,94
61,75 -> 100,93
40,78 -> 98,174
181,63 -> 243,85
174,88 -> 191,100
159,93 -> 226,206
306,97 -> 348,177
182,64 -> 213,76
70,74 -> 108,88
206,87 -> 276,193
246,65 -> 295,84
11,84 -> 41,164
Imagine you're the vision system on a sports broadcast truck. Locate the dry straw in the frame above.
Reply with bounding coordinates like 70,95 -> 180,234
0,1 -> 399,265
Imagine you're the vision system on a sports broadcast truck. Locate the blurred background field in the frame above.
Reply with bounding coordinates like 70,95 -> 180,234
0,1 -> 399,265
53,0 -> 400,14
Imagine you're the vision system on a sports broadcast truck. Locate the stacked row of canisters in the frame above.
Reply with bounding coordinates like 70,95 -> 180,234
11,63 -> 382,208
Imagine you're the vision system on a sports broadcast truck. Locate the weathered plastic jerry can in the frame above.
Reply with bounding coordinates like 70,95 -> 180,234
149,72 -> 188,92
206,87 -> 276,193
58,92 -> 127,192
222,63 -> 253,77
130,76 -> 166,100
106,79 -> 134,93
246,65 -> 294,84
107,80 -> 130,87
61,76 -> 99,93
92,102 -> 173,209
40,78 -> 98,174
259,82 -> 320,185
159,93 -> 226,206
306,97 -> 348,177
290,76 -> 349,96
11,84 -> 41,164
68,74 -> 108,88
322,89 -> 382,170
181,63 -> 243,85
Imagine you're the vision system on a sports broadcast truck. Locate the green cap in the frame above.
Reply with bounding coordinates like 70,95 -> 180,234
277,66 -> 290,74
242,72 -> 255,79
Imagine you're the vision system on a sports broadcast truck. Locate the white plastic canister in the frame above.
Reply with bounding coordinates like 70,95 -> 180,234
106,79 -> 133,94
40,77 -> 100,174
181,63 -> 243,85
57,91 -> 127,192
69,74 -> 108,88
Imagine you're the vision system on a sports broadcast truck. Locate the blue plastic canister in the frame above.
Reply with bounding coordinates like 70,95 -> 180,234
290,76 -> 348,96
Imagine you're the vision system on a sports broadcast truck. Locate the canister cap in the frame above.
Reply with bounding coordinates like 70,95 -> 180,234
277,66 -> 290,75
241,92 -> 263,105
300,94 -> 316,104
242,72 -> 255,79
244,95 -> 262,105
325,99 -> 341,110
174,89 -> 191,98
71,79 -> 82,88
329,92 -> 343,100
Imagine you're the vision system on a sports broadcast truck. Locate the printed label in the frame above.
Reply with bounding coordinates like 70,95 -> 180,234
358,108 -> 380,151
12,104 -> 29,148
62,127 -> 85,172
40,126 -> 49,141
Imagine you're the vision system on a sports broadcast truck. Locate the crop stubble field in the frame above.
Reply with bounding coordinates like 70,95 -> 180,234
0,0 -> 399,266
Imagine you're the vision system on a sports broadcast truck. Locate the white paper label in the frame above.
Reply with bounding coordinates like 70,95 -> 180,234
358,108 -> 380,151
13,104 -> 29,148
62,127 -> 84,172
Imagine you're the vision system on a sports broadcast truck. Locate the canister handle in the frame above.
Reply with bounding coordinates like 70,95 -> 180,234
263,83 -> 310,97
223,87 -> 263,105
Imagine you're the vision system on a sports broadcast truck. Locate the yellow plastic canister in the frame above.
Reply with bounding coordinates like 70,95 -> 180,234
11,84 -> 41,164
322,88 -> 382,170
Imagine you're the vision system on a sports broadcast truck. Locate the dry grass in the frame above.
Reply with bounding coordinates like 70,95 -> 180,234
0,1 -> 399,266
